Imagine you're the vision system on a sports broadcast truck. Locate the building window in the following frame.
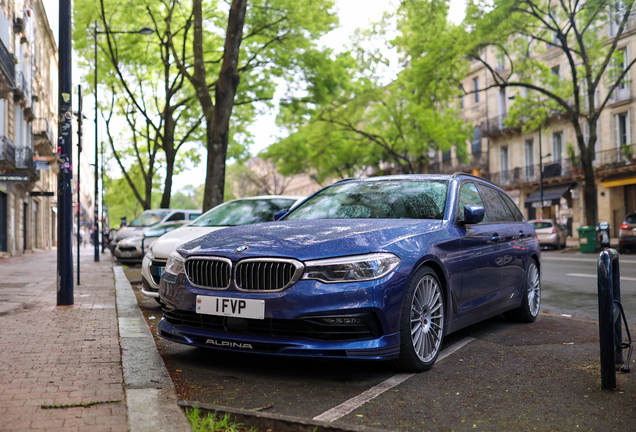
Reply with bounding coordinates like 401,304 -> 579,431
551,65 -> 561,80
500,146 -> 509,184
472,126 -> 482,154
473,78 -> 479,103
553,131 -> 563,162
615,111 -> 631,147
525,139 -> 535,180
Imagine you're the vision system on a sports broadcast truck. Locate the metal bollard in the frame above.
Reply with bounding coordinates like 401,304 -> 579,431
598,249 -> 633,390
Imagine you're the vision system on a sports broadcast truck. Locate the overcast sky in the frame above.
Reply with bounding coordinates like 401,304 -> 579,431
40,0 -> 467,189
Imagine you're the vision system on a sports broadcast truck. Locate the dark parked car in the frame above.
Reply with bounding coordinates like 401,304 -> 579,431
618,213 -> 636,253
159,174 -> 541,372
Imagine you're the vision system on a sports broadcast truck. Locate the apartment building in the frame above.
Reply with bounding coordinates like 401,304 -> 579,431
0,0 -> 58,256
435,10 -> 636,239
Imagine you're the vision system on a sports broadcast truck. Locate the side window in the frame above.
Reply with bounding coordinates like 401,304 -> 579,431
167,212 -> 185,221
499,191 -> 525,222
188,213 -> 200,220
457,182 -> 488,222
478,185 -> 510,222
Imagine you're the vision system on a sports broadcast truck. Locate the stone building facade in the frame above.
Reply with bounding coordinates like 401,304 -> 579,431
0,0 -> 58,256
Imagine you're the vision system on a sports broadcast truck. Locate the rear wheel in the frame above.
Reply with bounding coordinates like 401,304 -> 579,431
505,260 -> 540,323
394,266 -> 444,372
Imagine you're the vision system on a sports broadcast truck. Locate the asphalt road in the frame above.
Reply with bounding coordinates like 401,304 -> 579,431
123,251 -> 636,431
540,249 -> 636,328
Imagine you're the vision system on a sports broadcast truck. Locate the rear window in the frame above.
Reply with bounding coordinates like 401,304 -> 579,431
625,214 -> 636,224
531,221 -> 553,229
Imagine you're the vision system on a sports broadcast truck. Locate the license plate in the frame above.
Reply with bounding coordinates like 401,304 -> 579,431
196,295 -> 265,319
122,252 -> 132,257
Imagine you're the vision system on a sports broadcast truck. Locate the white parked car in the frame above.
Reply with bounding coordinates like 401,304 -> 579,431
113,220 -> 189,263
140,195 -> 304,301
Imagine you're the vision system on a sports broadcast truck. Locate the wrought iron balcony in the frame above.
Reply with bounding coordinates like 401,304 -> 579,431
480,114 -> 513,137
0,38 -> 15,91
0,136 -> 16,168
15,146 -> 38,180
430,152 -> 489,175
486,144 -> 636,188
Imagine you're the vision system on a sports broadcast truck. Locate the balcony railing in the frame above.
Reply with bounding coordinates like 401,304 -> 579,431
0,38 -> 15,89
0,136 -> 16,167
430,152 -> 488,174
33,118 -> 54,144
480,114 -> 511,137
15,146 -> 34,172
486,144 -> 636,187
609,81 -> 631,103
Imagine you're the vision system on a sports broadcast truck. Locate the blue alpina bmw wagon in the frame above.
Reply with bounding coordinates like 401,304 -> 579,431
158,174 -> 541,371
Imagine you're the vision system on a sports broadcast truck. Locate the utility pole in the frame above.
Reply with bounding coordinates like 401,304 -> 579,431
76,85 -> 82,285
57,0 -> 73,305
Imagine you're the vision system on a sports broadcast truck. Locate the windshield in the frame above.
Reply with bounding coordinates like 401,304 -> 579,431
286,180 -> 448,220
144,222 -> 183,237
190,198 -> 299,227
129,210 -> 171,227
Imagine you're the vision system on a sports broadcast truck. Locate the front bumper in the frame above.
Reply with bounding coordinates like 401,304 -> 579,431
114,246 -> 143,262
158,271 -> 407,361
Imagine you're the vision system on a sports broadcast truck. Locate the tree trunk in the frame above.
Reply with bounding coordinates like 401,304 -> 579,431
201,0 -> 247,211
580,132 -> 598,227
160,117 -> 177,208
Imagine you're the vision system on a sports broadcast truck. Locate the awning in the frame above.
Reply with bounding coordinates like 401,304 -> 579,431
524,184 -> 573,208
602,176 -> 636,188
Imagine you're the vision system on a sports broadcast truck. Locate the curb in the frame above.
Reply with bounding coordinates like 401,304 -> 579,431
113,263 -> 191,432
178,400 -> 391,432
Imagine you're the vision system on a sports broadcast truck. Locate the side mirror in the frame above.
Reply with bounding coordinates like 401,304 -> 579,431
463,205 -> 485,224
274,209 -> 289,221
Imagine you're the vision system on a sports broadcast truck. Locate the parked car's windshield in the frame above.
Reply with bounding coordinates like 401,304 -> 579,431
129,210 -> 171,227
625,214 -> 636,224
144,221 -> 184,237
286,180 -> 448,220
190,198 -> 298,227
531,221 -> 554,229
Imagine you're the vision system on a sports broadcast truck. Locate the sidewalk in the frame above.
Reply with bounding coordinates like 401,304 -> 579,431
0,247 -> 189,432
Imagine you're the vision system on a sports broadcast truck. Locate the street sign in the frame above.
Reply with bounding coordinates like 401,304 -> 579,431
0,174 -> 29,182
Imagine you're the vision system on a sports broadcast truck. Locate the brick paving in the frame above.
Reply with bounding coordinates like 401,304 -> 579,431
0,248 -> 127,432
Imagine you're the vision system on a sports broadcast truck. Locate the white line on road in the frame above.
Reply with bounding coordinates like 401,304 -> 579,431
566,273 -> 636,281
312,337 -> 476,423
546,256 -> 636,264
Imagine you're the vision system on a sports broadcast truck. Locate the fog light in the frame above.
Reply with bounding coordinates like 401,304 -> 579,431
320,317 -> 365,325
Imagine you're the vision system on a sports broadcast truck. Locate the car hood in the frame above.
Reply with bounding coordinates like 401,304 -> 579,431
178,219 -> 443,261
151,226 -> 227,259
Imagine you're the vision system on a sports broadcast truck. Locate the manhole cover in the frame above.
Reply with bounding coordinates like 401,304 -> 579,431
11,272 -> 28,276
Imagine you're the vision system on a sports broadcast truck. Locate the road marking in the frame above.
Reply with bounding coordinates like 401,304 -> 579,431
566,273 -> 636,281
546,257 -> 636,264
312,337 -> 475,423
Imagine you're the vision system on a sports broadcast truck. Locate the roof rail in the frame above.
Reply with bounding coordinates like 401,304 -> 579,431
450,172 -> 499,187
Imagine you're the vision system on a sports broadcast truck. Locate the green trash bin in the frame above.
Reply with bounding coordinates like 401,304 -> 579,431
578,226 -> 597,253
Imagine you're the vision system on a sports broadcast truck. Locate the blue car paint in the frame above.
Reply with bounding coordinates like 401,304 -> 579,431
158,174 -> 540,361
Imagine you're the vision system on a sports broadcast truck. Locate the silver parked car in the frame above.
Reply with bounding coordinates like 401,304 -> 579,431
529,219 -> 567,249
113,220 -> 189,263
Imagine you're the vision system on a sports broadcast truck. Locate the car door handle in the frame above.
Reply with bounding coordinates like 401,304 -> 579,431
492,233 -> 501,243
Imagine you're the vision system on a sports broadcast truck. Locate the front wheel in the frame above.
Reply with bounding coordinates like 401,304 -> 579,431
394,266 -> 445,372
504,260 -> 541,323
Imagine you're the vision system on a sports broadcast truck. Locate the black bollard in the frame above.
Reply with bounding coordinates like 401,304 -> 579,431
598,249 -> 618,390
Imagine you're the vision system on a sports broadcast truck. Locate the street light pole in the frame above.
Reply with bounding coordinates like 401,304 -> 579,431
93,23 -> 153,262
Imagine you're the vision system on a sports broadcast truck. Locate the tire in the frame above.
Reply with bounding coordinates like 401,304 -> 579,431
154,297 -> 161,305
394,266 -> 445,372
504,259 -> 541,323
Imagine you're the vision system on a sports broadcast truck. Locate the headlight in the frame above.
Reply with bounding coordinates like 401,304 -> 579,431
165,251 -> 185,276
302,253 -> 401,283
145,248 -> 154,260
